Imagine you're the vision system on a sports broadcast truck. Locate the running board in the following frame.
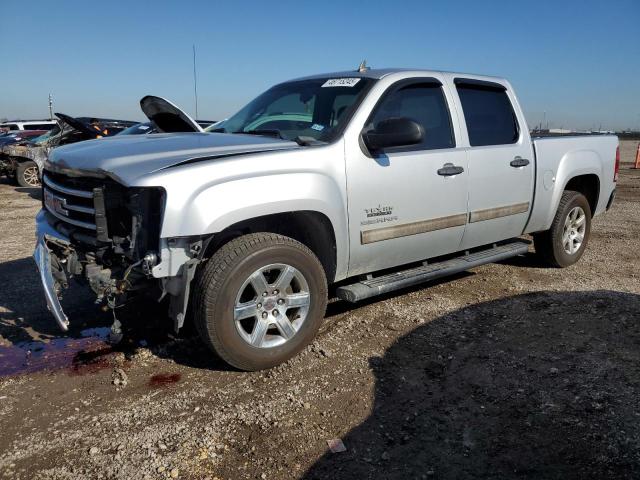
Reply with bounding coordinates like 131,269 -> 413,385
336,240 -> 529,303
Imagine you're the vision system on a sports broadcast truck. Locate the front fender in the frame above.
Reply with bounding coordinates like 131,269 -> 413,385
160,170 -> 349,280
196,173 -> 342,233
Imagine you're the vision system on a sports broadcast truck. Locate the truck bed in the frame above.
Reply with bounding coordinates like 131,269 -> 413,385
525,134 -> 618,234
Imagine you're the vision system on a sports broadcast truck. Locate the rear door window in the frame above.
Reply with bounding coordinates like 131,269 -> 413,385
455,81 -> 519,146
368,82 -> 455,151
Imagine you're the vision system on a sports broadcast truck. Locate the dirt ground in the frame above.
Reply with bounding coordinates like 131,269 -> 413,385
0,140 -> 638,480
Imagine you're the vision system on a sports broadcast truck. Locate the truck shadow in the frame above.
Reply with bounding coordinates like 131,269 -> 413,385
0,256 -> 118,377
156,272 -> 478,372
0,255 -> 226,375
304,290 -> 640,480
0,255 -> 475,375
0,177 -> 41,199
15,187 -> 42,200
0,257 -> 105,342
496,251 -> 549,269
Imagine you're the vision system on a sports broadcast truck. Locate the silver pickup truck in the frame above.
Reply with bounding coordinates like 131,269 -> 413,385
34,68 -> 619,370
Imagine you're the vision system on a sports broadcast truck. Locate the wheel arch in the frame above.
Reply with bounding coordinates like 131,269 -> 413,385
563,174 -> 600,216
203,211 -> 338,283
9,155 -> 30,166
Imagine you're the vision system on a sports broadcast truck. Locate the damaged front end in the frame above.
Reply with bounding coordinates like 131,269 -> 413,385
33,169 -> 201,333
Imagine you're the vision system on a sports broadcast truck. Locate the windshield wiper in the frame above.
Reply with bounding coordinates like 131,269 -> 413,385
239,129 -> 324,147
292,136 -> 325,146
240,129 -> 284,139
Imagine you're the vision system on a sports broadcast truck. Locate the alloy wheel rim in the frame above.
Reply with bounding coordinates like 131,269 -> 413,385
23,166 -> 40,187
234,263 -> 311,348
562,206 -> 586,255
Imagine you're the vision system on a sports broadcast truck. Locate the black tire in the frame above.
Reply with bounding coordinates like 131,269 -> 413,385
534,190 -> 592,268
192,233 -> 328,371
16,161 -> 41,187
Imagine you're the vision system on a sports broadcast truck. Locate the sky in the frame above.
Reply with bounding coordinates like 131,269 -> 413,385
1,0 -> 639,131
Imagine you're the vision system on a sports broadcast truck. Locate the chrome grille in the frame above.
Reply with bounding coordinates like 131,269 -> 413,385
42,173 -> 108,240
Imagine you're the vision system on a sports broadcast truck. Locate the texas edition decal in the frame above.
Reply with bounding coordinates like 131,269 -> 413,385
361,204 -> 398,226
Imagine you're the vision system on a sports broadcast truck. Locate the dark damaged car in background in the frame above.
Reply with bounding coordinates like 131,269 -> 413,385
0,114 -> 135,187
0,129 -> 48,147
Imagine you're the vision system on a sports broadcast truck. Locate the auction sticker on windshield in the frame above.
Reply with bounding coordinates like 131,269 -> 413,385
322,78 -> 361,88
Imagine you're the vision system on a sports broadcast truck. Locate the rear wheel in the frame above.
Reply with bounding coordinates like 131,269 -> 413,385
16,161 -> 41,187
534,190 -> 592,267
193,233 -> 328,371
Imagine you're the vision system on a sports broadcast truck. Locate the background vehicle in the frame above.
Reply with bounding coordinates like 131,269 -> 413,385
196,120 -> 217,129
1,114 -> 135,187
35,68 -> 618,371
116,121 -> 157,135
0,127 -> 60,186
115,119 -> 216,136
0,120 -> 57,132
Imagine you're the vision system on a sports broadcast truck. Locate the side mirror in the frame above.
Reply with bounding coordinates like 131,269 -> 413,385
362,117 -> 424,152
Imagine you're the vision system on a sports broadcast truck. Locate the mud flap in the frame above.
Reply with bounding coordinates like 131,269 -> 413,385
167,259 -> 199,332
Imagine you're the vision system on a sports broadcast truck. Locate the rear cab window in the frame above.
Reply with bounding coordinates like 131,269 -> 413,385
454,79 -> 519,146
25,123 -> 56,131
366,79 -> 455,151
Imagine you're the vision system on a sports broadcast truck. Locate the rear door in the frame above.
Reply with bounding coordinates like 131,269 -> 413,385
452,78 -> 534,249
345,77 -> 469,275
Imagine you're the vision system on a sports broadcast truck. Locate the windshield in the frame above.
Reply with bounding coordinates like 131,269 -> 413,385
205,77 -> 374,143
31,124 -> 61,144
30,133 -> 50,143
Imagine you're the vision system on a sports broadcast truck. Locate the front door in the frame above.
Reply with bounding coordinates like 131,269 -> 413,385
345,78 -> 469,276
453,79 -> 535,249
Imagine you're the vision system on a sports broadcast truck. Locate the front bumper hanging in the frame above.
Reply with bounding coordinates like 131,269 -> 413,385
33,210 -> 70,331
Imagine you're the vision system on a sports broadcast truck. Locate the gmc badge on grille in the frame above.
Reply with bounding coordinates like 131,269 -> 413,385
44,190 -> 69,217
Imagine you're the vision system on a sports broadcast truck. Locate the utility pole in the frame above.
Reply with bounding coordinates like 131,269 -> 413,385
192,45 -> 199,120
48,93 -> 53,120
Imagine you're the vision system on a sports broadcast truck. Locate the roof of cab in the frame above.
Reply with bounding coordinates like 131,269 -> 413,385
289,67 -> 506,83
0,119 -> 57,124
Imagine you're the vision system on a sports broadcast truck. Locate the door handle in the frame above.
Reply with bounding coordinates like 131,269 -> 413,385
510,157 -> 530,167
437,163 -> 464,176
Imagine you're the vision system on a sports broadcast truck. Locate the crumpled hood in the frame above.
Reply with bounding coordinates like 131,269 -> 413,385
47,132 -> 299,185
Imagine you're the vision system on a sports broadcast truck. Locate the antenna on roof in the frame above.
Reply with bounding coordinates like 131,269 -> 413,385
192,44 -> 199,120
48,93 -> 53,121
357,60 -> 369,73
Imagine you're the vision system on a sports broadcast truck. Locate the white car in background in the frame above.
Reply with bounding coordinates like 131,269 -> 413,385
0,120 -> 58,132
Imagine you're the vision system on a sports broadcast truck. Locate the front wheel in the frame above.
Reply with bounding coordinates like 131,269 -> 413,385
533,190 -> 592,267
16,161 -> 41,187
192,233 -> 328,371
